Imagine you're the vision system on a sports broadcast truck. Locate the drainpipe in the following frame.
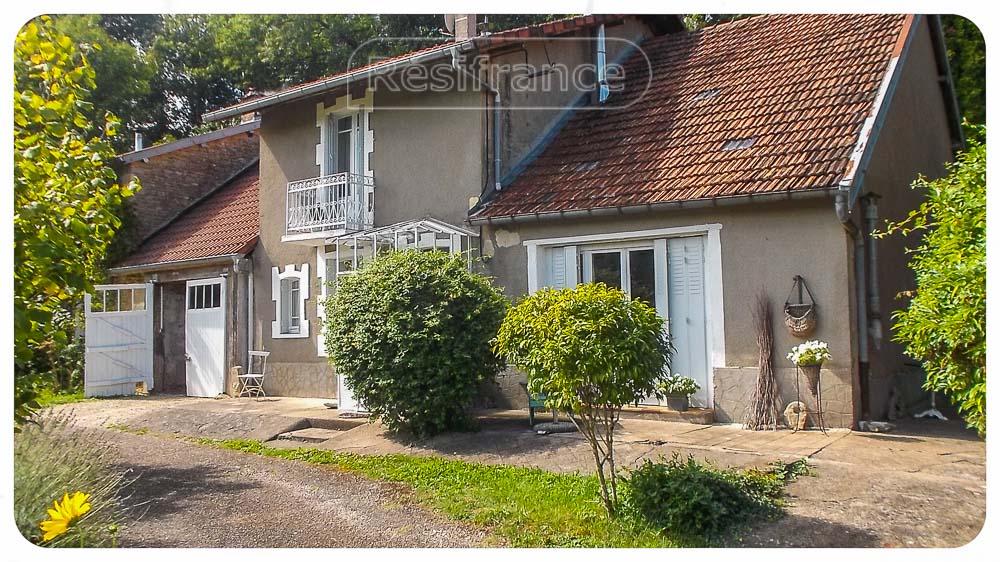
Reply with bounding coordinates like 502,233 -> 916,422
836,191 -> 870,421
451,47 -> 502,192
863,195 -> 882,351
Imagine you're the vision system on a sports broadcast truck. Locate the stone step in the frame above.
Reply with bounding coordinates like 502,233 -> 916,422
620,406 -> 714,425
275,427 -> 344,444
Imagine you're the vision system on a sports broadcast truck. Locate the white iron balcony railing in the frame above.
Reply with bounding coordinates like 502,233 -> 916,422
286,172 -> 374,235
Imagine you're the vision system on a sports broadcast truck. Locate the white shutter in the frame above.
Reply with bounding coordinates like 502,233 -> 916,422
549,248 -> 566,289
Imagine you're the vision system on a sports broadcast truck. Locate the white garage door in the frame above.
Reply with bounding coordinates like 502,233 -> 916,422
84,284 -> 154,397
185,278 -> 226,397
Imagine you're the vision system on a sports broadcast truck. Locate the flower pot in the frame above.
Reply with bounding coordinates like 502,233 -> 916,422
664,394 -> 689,412
800,363 -> 822,399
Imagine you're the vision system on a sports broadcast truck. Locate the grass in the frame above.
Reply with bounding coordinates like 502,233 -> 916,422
34,388 -> 92,408
201,438 -> 685,547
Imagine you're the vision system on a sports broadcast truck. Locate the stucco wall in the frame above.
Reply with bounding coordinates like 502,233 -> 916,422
482,199 -> 859,426
254,85 -> 489,397
370,87 -> 484,225
255,99 -> 332,394
856,19 -> 956,419
494,19 -> 654,182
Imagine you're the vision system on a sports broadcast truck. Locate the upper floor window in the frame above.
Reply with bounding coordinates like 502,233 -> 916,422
324,112 -> 362,177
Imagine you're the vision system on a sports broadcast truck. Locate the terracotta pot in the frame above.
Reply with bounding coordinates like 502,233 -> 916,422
800,363 -> 822,398
665,394 -> 689,412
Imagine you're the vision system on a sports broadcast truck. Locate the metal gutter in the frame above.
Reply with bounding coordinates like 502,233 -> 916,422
202,41 -> 477,123
468,186 -> 839,225
838,14 -> 921,209
118,119 -> 260,163
108,253 -> 244,274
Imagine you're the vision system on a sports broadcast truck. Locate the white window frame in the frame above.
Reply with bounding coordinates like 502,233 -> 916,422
271,263 -> 310,339
524,223 -> 725,371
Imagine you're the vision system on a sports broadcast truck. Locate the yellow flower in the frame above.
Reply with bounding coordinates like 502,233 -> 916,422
39,491 -> 91,542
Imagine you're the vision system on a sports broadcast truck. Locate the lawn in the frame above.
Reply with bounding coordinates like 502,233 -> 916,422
204,439 -> 684,547
34,388 -> 91,408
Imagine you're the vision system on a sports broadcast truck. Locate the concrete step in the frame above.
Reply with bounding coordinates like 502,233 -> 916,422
275,427 -> 345,444
306,415 -> 368,431
620,406 -> 714,425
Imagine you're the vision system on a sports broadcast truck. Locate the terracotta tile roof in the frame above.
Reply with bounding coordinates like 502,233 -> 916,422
473,14 -> 909,219
116,165 -> 259,268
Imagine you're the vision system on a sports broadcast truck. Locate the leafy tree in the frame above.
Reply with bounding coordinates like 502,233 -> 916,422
877,124 -> 985,436
53,15 -> 155,152
941,15 -> 985,125
495,284 -> 673,514
325,251 -> 509,438
14,16 -> 138,423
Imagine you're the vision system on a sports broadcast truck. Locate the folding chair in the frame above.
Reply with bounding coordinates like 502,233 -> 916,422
238,350 -> 269,399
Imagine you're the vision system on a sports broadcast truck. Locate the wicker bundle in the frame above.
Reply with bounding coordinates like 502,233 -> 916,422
744,292 -> 779,430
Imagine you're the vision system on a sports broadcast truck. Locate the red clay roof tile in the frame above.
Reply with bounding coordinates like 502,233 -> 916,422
475,14 -> 908,219
116,166 -> 259,268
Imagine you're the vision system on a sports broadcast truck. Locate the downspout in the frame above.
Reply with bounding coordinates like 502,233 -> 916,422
863,195 -> 882,351
836,191 -> 870,422
451,47 -> 502,192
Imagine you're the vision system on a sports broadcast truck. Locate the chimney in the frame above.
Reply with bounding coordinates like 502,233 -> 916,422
134,132 -> 144,151
453,14 -> 477,41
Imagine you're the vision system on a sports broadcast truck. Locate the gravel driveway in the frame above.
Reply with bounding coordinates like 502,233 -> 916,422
108,430 -> 488,547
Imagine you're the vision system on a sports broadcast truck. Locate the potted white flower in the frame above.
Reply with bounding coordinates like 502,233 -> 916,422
787,340 -> 832,397
659,374 -> 700,411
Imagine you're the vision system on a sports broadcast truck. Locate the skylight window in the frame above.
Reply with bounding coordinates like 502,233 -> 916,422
692,88 -> 721,101
722,137 -> 758,151
574,160 -> 601,172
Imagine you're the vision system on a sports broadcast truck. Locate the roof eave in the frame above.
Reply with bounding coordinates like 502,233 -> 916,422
202,41 -> 477,123
109,252 -> 249,274
468,186 -> 841,225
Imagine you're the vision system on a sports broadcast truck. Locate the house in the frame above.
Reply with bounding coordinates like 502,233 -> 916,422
90,14 -> 961,429
84,123 -> 259,398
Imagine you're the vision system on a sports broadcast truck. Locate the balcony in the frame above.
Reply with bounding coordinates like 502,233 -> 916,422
285,173 -> 374,238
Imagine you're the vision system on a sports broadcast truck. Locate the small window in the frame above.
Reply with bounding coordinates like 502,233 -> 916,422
212,283 -> 221,309
280,278 -> 301,334
722,137 -> 758,151
133,288 -> 146,311
119,289 -> 133,312
692,88 -> 721,101
574,160 -> 601,172
106,289 -> 119,313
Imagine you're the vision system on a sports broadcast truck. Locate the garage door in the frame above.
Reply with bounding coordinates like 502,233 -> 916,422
84,284 -> 154,397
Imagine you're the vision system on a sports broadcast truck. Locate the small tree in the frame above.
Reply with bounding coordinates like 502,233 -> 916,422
325,250 -> 509,437
877,124 -> 985,436
494,283 -> 673,514
14,17 -> 139,423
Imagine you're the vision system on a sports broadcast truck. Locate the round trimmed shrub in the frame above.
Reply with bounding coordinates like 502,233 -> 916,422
324,250 -> 509,437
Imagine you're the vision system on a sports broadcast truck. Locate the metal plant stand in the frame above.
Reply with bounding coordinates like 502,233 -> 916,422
793,364 -> 828,435
914,391 -> 948,420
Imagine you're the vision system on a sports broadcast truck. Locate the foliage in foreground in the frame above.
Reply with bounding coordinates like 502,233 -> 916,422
325,250 -> 509,437
14,411 -> 131,546
623,454 -> 810,538
14,16 -> 138,425
494,283 -> 673,514
877,124 -> 985,435
209,439 -> 679,547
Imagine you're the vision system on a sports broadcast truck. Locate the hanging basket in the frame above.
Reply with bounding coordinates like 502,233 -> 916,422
784,275 -> 817,338
800,363 -> 822,399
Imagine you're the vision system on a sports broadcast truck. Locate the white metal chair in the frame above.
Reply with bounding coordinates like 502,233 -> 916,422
238,351 -> 269,399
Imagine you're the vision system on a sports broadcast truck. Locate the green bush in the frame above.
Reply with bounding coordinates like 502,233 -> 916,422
15,411 -> 131,546
325,250 -> 509,437
877,124 -> 986,435
622,454 -> 808,538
